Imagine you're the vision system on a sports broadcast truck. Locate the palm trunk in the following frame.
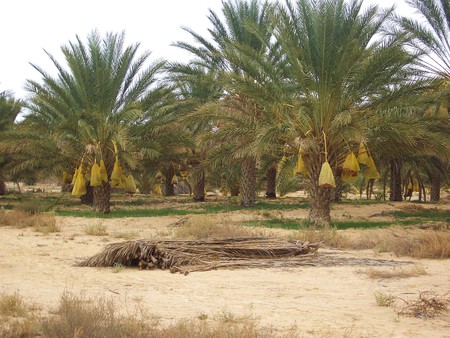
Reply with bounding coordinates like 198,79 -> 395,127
308,182 -> 332,227
192,169 -> 205,202
429,172 -> 441,202
0,181 -> 5,195
265,166 -> 277,199
366,178 -> 374,200
80,183 -> 94,205
240,157 -> 257,207
163,166 -> 175,196
94,182 -> 111,214
230,184 -> 240,196
389,159 -> 402,201
332,168 -> 343,202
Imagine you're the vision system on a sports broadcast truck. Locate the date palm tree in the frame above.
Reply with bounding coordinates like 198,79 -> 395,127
271,0 -> 424,226
396,0 -> 450,200
25,31 -> 165,213
174,0 -> 275,207
0,91 -> 22,194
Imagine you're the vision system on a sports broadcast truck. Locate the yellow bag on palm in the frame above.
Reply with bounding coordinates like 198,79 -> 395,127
63,171 -> 72,184
342,171 -> 360,184
171,175 -> 178,184
342,152 -> 360,176
293,148 -> 307,175
111,159 -> 124,187
154,184 -> 162,195
180,170 -> 188,179
90,160 -> 102,187
125,175 -> 137,193
319,161 -> 336,188
71,168 -> 78,185
277,155 -> 287,174
356,142 -> 371,166
72,165 -> 87,196
364,157 -> 380,180
99,159 -> 108,183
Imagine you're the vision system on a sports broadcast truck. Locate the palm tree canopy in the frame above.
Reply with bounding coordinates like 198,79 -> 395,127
24,31 -> 166,172
399,0 -> 450,78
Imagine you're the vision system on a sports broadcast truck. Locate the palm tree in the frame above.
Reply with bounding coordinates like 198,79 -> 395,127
174,0 -> 275,207
396,0 -> 450,200
166,63 -> 222,201
270,0 -> 423,226
25,31 -> 165,213
0,91 -> 22,194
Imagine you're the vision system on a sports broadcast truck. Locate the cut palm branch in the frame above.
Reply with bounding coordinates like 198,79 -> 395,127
77,237 -> 320,274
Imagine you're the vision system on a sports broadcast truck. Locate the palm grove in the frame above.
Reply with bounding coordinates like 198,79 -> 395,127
0,0 -> 448,226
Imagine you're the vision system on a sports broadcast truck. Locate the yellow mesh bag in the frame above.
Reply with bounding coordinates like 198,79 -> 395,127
125,175 -> 137,193
99,159 -> 108,183
63,171 -> 72,184
277,155 -> 287,174
111,159 -> 124,187
356,142 -> 371,166
171,175 -> 178,184
180,170 -> 188,179
293,148 -> 307,175
72,165 -> 87,196
155,171 -> 162,180
364,157 -> 380,180
318,161 -> 336,188
342,172 -> 359,184
342,151 -> 360,176
71,168 -> 78,185
154,184 -> 162,195
90,160 -> 102,187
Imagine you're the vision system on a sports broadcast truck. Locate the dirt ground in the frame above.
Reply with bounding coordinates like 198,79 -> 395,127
0,199 -> 449,337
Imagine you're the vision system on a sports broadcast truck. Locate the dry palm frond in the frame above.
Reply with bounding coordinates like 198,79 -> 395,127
77,237 -> 320,275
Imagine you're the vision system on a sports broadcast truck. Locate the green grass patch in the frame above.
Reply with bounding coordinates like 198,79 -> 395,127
244,218 -> 427,230
390,210 -> 450,221
56,208 -> 201,218
244,218 -> 301,230
55,201 -> 309,218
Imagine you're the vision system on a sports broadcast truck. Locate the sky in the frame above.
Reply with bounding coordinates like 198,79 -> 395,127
1,0 -> 414,100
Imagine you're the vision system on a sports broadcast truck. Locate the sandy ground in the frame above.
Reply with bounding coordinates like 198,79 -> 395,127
0,201 -> 449,337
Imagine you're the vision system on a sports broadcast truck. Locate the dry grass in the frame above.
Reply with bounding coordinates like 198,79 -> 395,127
0,292 -> 41,338
174,215 -> 265,239
0,292 -> 28,317
0,291 -> 297,338
340,228 -> 450,259
288,227 -> 349,249
112,231 -> 139,240
85,223 -> 108,236
0,210 -> 59,233
364,265 -> 427,279
374,292 -> 396,307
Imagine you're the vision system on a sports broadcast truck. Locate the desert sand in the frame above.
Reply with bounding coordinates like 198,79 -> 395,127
0,200 -> 449,337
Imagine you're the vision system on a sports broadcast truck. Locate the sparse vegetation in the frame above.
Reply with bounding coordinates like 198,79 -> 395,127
112,231 -> 139,240
0,210 -> 58,232
174,215 -> 265,239
85,223 -> 108,236
363,265 -> 427,279
0,291 -> 292,338
0,292 -> 28,317
374,292 -> 396,307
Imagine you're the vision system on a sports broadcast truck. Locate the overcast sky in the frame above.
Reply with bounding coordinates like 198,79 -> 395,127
1,0 -> 414,100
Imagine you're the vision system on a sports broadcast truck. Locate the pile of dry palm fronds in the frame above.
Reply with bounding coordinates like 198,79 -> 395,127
77,237 -> 320,274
